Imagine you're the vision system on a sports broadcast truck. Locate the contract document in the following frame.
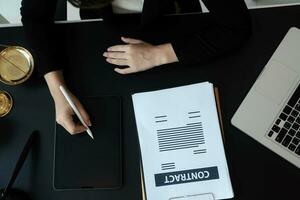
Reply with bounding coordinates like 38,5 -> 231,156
132,82 -> 233,200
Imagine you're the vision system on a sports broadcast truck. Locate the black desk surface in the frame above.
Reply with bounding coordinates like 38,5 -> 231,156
1,5 -> 300,200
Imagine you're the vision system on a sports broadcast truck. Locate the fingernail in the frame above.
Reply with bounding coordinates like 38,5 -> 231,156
88,120 -> 92,126
103,52 -> 107,56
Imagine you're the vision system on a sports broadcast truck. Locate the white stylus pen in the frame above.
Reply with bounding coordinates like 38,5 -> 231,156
59,85 -> 94,139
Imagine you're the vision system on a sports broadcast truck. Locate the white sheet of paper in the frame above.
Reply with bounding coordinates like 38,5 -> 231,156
132,82 -> 233,200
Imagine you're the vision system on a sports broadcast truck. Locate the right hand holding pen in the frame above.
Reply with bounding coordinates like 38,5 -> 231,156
44,70 -> 91,135
54,89 -> 91,135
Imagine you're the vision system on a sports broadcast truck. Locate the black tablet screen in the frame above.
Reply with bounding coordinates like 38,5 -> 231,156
54,96 -> 122,190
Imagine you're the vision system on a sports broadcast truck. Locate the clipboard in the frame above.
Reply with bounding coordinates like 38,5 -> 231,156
214,87 -> 225,141
139,87 -> 223,200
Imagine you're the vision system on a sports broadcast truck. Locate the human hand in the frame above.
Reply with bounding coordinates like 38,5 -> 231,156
103,37 -> 179,74
54,88 -> 91,135
44,70 -> 91,135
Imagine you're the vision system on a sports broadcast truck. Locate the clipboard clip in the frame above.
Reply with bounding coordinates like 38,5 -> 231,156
169,193 -> 215,200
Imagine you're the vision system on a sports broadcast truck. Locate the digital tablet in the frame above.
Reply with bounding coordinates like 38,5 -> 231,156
53,96 -> 122,190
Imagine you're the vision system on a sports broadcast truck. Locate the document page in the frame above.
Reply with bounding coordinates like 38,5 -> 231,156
132,82 -> 233,200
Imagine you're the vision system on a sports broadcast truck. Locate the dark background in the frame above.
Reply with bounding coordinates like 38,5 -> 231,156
1,5 -> 300,200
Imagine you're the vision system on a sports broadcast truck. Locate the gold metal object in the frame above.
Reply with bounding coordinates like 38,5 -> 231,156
0,46 -> 34,85
0,90 -> 13,117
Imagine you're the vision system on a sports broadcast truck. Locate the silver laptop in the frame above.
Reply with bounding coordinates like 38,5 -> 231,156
232,27 -> 300,168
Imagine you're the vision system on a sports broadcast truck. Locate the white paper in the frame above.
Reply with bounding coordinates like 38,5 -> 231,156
132,82 -> 233,200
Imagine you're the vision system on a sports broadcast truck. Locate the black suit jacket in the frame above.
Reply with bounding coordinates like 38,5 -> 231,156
21,0 -> 252,76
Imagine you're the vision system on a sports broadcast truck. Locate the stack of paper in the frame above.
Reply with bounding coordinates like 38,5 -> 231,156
132,82 -> 233,200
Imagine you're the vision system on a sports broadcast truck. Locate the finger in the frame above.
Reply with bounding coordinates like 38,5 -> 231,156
75,101 -> 92,126
106,58 -> 128,66
107,45 -> 128,52
114,67 -> 136,75
103,52 -> 128,60
63,114 -> 87,135
121,37 -> 143,44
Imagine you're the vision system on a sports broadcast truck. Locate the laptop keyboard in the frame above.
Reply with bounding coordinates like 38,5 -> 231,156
267,84 -> 300,156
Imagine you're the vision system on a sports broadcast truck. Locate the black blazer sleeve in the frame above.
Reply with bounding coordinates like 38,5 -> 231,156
21,0 -> 61,76
21,0 -> 252,75
171,0 -> 252,65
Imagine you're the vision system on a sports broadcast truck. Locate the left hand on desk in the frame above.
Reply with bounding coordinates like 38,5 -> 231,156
103,37 -> 179,74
